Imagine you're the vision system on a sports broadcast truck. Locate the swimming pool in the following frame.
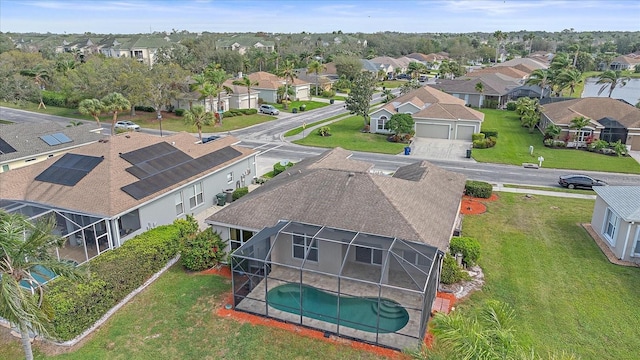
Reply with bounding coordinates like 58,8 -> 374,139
19,265 -> 56,290
266,283 -> 409,333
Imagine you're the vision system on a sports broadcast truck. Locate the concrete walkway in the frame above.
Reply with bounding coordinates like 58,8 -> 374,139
493,184 -> 596,199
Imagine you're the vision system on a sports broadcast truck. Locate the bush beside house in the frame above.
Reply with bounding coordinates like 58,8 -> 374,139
465,180 -> 493,198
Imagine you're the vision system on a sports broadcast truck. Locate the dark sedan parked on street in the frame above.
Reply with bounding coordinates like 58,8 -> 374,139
558,175 -> 607,189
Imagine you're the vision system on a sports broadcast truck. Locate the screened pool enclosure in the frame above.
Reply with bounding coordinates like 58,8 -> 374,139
231,220 -> 444,350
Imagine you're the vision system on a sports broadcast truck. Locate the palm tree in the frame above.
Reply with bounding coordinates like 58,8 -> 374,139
101,92 -> 131,135
475,82 -> 484,108
307,60 -> 326,96
568,44 -> 580,67
253,49 -> 267,72
525,69 -> 551,99
544,123 -> 562,139
20,65 -> 49,109
493,30 -> 506,63
596,70 -> 631,98
184,105 -> 214,142
382,89 -> 395,102
191,73 -> 215,112
569,116 -> 591,146
278,59 -> 297,109
232,76 -> 259,110
556,69 -> 583,96
78,98 -> 104,127
205,67 -> 233,122
0,211 -> 84,360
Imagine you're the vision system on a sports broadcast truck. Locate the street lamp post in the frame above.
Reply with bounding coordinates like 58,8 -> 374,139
157,112 -> 163,137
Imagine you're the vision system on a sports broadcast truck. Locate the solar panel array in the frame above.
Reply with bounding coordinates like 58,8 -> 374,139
35,153 -> 103,186
0,137 -> 17,154
39,133 -> 73,146
120,142 -> 242,200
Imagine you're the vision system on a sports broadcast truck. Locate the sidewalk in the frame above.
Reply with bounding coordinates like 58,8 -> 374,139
493,184 -> 596,199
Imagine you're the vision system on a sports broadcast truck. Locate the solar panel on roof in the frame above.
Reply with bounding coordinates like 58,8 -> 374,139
35,153 -> 103,186
0,137 -> 17,154
120,142 -> 178,165
51,133 -> 72,144
40,134 -> 60,146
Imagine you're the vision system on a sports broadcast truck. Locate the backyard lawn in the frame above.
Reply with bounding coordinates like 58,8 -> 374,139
461,192 -> 640,359
272,100 -> 329,113
0,267 -> 385,360
473,109 -> 640,174
293,115 -> 406,155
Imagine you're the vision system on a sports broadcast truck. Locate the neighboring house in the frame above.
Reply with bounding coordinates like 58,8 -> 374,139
494,57 -> 548,73
207,147 -> 466,350
295,69 -> 334,92
216,36 -> 275,55
466,66 -> 530,81
246,71 -> 311,103
95,35 -> 170,66
428,73 -> 522,108
370,85 -> 484,140
0,122 -> 105,173
591,186 -> 640,265
0,132 -> 256,265
223,79 -> 260,110
608,55 -> 640,71
539,97 -> 640,150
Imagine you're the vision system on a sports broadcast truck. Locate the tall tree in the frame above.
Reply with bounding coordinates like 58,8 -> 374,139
277,59 -> 297,109
475,82 -> 485,108
386,113 -> 415,140
232,76 -> 259,109
596,70 -> 631,98
205,66 -> 233,118
78,98 -> 104,127
492,30 -> 506,63
345,71 -> 377,126
0,211 -> 84,360
147,63 -> 190,125
184,105 -> 214,142
307,60 -> 326,96
334,55 -> 363,81
101,92 -> 131,135
568,44 -> 580,67
556,68 -> 583,96
20,64 -> 49,109
525,69 -> 552,99
191,73 -> 216,113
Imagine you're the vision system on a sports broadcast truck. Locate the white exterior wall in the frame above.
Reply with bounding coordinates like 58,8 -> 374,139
591,197 -> 640,263
294,85 -> 311,101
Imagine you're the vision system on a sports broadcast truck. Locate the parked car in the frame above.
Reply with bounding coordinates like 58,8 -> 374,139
259,104 -> 280,115
114,121 -> 140,131
201,135 -> 219,143
396,74 -> 412,80
558,175 -> 607,189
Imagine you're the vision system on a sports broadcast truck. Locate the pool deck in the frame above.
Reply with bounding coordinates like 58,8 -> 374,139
234,265 -> 428,350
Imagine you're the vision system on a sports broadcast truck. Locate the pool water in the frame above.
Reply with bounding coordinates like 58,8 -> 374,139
266,283 -> 409,333
19,265 -> 57,290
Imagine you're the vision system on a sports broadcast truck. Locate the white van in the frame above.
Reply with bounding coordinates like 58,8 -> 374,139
418,74 -> 429,82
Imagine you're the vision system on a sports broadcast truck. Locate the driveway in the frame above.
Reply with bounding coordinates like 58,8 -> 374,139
407,138 -> 475,162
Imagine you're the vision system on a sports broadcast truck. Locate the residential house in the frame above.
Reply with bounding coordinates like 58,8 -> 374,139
216,36 -> 275,55
370,86 -> 484,140
466,66 -> 530,81
494,58 -> 548,73
591,186 -> 640,265
608,55 -> 640,71
428,73 -> 522,108
246,71 -> 311,103
207,147 -> 466,349
0,122 -> 104,173
223,78 -> 260,110
539,97 -> 640,150
0,132 -> 256,265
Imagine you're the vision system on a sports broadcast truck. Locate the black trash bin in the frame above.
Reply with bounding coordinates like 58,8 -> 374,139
466,149 -> 472,158
404,146 -> 411,155
215,193 -> 226,206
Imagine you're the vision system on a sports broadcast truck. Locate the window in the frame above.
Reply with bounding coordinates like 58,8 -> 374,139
403,250 -> 430,266
355,245 -> 383,265
230,228 -> 254,251
603,208 -> 619,244
633,228 -> 640,256
292,234 -> 318,262
227,171 -> 233,183
377,116 -> 388,131
189,182 -> 204,209
1,164 -> 8,172
575,129 -> 592,142
175,192 -> 184,216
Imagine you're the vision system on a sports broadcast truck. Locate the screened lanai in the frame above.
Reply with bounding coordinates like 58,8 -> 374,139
0,200 -> 112,265
231,220 -> 444,350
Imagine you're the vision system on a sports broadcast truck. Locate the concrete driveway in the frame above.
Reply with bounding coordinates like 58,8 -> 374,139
407,138 -> 475,162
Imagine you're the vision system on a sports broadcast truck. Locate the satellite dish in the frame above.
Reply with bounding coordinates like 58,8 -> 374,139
279,160 -> 289,166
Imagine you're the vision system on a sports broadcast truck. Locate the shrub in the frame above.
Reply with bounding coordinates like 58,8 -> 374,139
484,99 -> 498,109
48,222 -> 187,340
321,89 -> 336,98
42,90 -> 69,108
180,228 -> 227,271
232,186 -> 249,201
449,237 -> 481,266
242,108 -> 258,115
589,139 -> 609,151
273,161 -> 294,176
473,136 -> 496,149
472,133 -> 486,141
465,180 -> 492,198
223,110 -> 236,118
481,129 -> 498,138
440,254 -> 470,285
317,126 -> 331,136
506,101 -> 517,111
174,108 -> 186,116
134,105 -> 155,112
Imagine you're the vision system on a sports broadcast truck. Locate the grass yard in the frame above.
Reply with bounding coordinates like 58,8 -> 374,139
272,100 -> 329,113
501,183 -> 595,194
473,109 -> 640,174
293,115 -> 406,154
379,80 -> 405,89
284,113 -> 350,137
461,192 -> 640,359
0,266 -> 385,360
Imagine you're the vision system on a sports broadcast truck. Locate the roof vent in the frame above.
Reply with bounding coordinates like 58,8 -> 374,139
348,172 -> 355,177
125,135 -> 130,138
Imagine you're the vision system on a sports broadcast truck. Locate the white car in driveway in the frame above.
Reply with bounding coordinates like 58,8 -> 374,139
259,104 -> 280,115
115,121 -> 140,131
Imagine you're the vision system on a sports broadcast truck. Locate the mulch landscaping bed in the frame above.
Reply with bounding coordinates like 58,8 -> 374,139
461,193 -> 499,215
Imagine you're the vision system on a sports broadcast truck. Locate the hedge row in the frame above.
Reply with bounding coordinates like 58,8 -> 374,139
465,180 -> 492,199
47,221 -> 191,340
273,161 -> 294,176
223,108 -> 258,117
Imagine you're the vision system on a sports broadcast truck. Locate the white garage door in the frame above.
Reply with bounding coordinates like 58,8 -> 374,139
416,123 -> 450,139
456,125 -> 475,140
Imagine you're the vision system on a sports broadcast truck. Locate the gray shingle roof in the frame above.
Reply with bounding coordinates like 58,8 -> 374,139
593,186 -> 640,222
206,148 -> 466,250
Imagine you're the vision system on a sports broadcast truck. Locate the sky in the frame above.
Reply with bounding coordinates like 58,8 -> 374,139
1,0 -> 639,34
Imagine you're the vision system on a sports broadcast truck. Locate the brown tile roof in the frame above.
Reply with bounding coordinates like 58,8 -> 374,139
494,58 -> 548,72
466,66 -> 529,80
380,85 -> 466,113
429,73 -> 520,96
1,132 -> 255,217
246,71 -> 309,90
414,103 -> 484,121
542,97 -> 640,128
206,148 -> 466,250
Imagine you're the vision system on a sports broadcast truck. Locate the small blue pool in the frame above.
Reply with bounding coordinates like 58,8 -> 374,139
19,261 -> 77,290
267,283 -> 409,333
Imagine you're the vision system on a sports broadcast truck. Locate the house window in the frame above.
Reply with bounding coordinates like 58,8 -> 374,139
230,228 -> 255,251
575,129 -> 592,142
227,172 -> 233,183
603,208 -> 619,244
292,234 -> 318,262
377,116 -> 388,131
355,246 -> 383,265
403,250 -> 430,267
633,228 -> 640,256
175,192 -> 184,216
189,182 -> 204,209
1,164 -> 8,172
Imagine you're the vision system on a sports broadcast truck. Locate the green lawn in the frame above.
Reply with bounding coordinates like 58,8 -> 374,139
462,192 -> 640,359
379,80 -> 404,89
272,100 -> 329,113
473,109 -> 640,174
501,183 -> 595,195
0,266 -> 384,360
293,115 -> 406,154
284,113 -> 350,137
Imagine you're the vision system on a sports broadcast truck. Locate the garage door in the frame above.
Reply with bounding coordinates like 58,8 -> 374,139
416,123 -> 449,139
456,125 -> 475,140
